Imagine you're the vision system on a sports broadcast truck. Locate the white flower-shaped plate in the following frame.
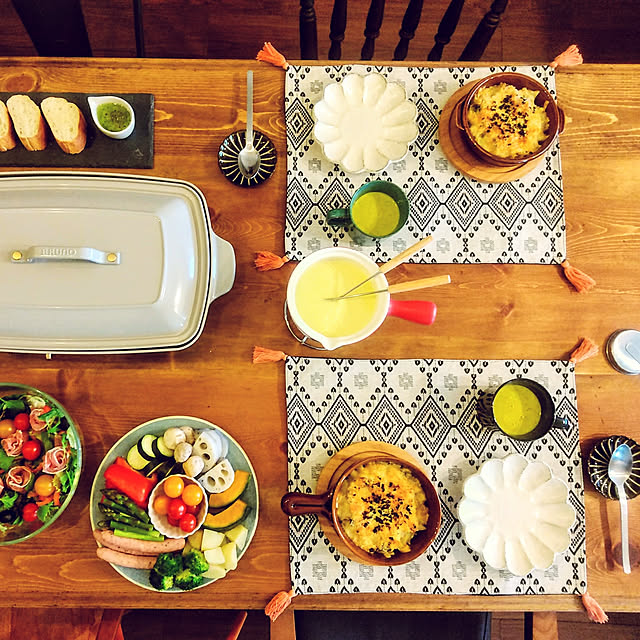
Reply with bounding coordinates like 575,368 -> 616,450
458,454 -> 575,576
313,73 -> 418,173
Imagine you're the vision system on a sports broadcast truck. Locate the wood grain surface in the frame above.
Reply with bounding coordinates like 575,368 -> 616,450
0,59 -> 639,615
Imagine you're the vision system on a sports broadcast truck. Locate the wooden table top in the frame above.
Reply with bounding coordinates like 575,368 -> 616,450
0,58 -> 639,614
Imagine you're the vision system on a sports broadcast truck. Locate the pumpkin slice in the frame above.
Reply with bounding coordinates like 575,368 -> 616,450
203,499 -> 249,531
208,470 -> 251,509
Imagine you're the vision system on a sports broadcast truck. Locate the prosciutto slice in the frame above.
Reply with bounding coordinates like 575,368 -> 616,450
1,429 -> 27,457
29,407 -> 51,432
5,466 -> 33,493
42,447 -> 69,474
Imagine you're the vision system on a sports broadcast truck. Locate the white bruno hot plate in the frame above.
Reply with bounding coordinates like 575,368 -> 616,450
0,172 -> 235,354
90,416 -> 259,592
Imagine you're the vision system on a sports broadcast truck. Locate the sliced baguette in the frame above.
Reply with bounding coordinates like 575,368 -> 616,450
0,100 -> 17,151
41,96 -> 87,154
6,94 -> 47,151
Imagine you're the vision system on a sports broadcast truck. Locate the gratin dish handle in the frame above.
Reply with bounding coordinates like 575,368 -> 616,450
209,233 -> 236,302
557,106 -> 566,134
281,491 -> 333,517
453,98 -> 467,131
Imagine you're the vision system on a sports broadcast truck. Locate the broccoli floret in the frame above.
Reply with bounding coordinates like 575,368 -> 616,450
183,549 -> 209,575
153,552 -> 183,577
174,568 -> 204,591
149,569 -> 174,591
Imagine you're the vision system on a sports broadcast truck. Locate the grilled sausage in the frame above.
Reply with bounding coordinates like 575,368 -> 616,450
93,528 -> 185,556
96,546 -> 158,569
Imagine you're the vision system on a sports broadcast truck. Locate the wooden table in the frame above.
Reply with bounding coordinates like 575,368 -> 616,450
0,59 -> 639,618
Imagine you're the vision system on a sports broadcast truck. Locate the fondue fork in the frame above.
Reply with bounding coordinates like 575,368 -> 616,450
326,274 -> 451,300
334,235 -> 433,300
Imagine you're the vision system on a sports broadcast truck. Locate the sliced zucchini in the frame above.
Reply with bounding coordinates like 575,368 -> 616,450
137,434 -> 158,461
141,458 -> 177,479
153,436 -> 173,459
126,444 -> 149,471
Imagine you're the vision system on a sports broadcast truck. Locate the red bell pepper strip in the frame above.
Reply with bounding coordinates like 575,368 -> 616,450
103,463 -> 156,508
114,456 -> 133,470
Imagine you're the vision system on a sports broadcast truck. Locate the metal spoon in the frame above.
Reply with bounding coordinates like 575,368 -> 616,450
237,70 -> 261,178
608,443 -> 633,574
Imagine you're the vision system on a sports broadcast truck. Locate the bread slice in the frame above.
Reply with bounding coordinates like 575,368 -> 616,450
0,100 -> 17,152
6,95 -> 47,151
41,97 -> 87,154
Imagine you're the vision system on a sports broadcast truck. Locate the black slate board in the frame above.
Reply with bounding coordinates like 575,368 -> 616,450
0,92 -> 154,168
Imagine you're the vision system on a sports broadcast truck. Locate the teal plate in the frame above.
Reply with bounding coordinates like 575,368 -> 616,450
90,415 -> 259,592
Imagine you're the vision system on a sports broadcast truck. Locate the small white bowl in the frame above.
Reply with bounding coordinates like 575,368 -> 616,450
148,475 -> 207,539
458,454 -> 575,576
313,73 -> 418,174
87,95 -> 135,139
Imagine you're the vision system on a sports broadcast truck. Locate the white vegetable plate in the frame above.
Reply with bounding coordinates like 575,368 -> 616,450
313,72 -> 418,174
90,415 -> 259,592
458,453 -> 575,577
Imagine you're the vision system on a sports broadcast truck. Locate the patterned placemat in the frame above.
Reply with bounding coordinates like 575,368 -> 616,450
284,65 -> 565,264
285,357 -> 586,595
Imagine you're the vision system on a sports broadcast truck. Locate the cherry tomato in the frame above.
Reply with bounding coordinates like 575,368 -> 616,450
153,494 -> 170,516
182,483 -> 204,507
22,439 -> 42,461
22,503 -> 39,522
167,514 -> 181,527
167,497 -> 187,521
163,476 -> 184,499
179,513 -> 198,533
34,474 -> 55,497
13,413 -> 29,431
185,503 -> 199,515
0,419 -> 16,438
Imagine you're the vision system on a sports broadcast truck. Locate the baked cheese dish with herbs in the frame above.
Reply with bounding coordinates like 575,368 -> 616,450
336,460 -> 429,558
467,83 -> 550,158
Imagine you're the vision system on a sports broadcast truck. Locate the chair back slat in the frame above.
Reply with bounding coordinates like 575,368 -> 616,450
300,0 -> 319,59
459,0 -> 508,60
393,0 -> 424,61
428,0 -> 466,61
329,0 -> 347,59
361,0 -> 386,60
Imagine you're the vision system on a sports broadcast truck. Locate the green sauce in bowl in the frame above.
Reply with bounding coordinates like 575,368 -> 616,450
96,102 -> 132,132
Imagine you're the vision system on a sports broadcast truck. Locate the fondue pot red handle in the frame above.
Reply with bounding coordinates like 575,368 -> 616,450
281,490 -> 333,517
387,300 -> 437,325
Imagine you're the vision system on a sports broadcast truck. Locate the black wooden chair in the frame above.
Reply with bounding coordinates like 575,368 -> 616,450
10,0 -> 145,57
299,0 -> 509,61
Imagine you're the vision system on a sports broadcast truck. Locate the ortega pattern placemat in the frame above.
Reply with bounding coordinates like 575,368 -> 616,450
284,65 -> 565,264
285,357 -> 586,595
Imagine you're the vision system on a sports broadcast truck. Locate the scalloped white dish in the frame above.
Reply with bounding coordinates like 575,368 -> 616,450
312,73 -> 418,174
458,454 -> 575,576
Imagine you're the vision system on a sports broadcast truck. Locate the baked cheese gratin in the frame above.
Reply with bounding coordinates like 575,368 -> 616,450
467,83 -> 550,159
336,460 -> 429,558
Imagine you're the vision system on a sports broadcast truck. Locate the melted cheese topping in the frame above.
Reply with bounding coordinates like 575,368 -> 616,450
467,83 -> 550,158
336,461 -> 429,558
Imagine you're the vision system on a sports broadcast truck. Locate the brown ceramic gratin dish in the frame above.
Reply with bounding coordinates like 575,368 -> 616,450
281,453 -> 441,566
454,72 -> 565,167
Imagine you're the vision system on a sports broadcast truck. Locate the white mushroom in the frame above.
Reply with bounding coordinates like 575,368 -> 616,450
182,455 -> 205,478
193,430 -> 223,472
163,427 -> 186,450
199,458 -> 235,494
179,426 -> 197,445
173,441 -> 193,463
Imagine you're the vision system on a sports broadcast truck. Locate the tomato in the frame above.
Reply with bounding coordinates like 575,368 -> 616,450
163,476 -> 184,498
22,440 -> 42,461
182,483 -> 203,507
179,513 -> 197,533
153,494 -> 170,516
13,413 -> 29,431
167,497 -> 187,521
34,474 -> 55,497
22,503 -> 39,522
167,514 -> 181,527
0,419 -> 16,438
185,503 -> 199,515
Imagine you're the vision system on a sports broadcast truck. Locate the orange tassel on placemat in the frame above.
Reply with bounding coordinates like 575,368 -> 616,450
256,42 -> 289,70
255,250 -> 290,271
253,346 -> 287,364
581,592 -> 609,623
265,589 -> 295,622
550,44 -> 583,69
561,260 -> 596,293
569,337 -> 599,363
